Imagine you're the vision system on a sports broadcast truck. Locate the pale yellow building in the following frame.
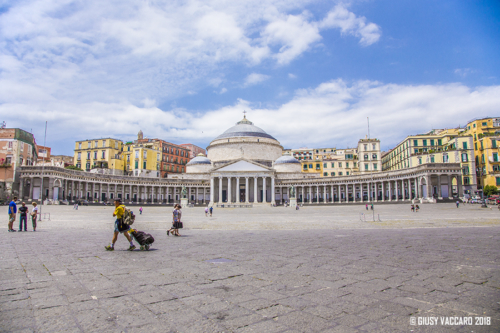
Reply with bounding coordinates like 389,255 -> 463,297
123,141 -> 162,178
463,117 -> 500,190
74,138 -> 124,175
382,128 -> 476,195
315,148 -> 358,177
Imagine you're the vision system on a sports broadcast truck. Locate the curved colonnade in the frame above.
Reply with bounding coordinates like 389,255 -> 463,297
18,163 -> 464,205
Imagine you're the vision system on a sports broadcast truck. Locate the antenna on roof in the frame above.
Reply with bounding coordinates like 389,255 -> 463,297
243,110 -> 247,118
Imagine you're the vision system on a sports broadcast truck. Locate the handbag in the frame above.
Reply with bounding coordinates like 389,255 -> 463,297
174,221 -> 183,229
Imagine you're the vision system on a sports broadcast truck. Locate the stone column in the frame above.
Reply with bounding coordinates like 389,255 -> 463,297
330,185 -> 334,203
262,177 -> 266,203
415,178 -> 419,199
218,177 -> 223,203
245,177 -> 249,203
301,186 -> 304,203
29,177 -> 34,200
457,175 -> 463,197
236,177 -> 240,203
271,178 -> 275,205
47,178 -> 54,201
387,181 -> 391,201
447,175 -> 452,198
19,178 -> 24,200
227,177 -> 232,203
323,185 -> 327,204
210,178 -> 214,205
395,180 -> 399,201
426,176 -> 432,199
407,179 -> 411,200
436,175 -> 441,198
253,177 -> 258,203
308,186 -> 312,203
381,182 -> 385,201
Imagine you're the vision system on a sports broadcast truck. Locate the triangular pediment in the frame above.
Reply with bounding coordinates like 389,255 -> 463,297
215,159 -> 271,172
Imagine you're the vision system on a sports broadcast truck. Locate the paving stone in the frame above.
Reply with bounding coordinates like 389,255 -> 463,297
0,205 -> 499,332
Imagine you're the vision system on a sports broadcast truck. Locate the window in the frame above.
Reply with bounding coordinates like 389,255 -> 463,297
481,154 -> 485,163
135,150 -> 139,159
413,140 -> 418,146
372,153 -> 377,159
303,164 -> 307,170
373,163 -> 377,170
338,162 -> 342,167
346,171 -> 349,175
461,153 -> 468,162
443,154 -> 449,163
323,172 -> 328,176
315,163 -> 320,170
494,153 -> 499,162
102,140 -> 105,147
414,149 -> 419,154
474,134 -> 477,141
127,146 -> 130,151
364,154 -> 368,160
309,164 -> 312,169
364,164 -> 368,170
143,162 -> 146,169
135,161 -> 138,169
473,124 -> 476,128
480,141 -> 483,150
353,162 -> 356,167
430,139 -> 435,146
78,143 -> 82,149
102,151 -> 105,159
463,166 -> 470,174
115,142 -> 118,149
331,163 -> 334,168
339,172 -> 343,176
430,156 -> 435,163
157,154 -> 160,161
492,139 -> 497,148
127,155 -> 130,162
464,177 -> 470,185
346,162 -> 349,168
423,139 -> 427,146
438,139 -> 442,146
475,143 -> 477,150
87,152 -> 90,159
462,142 -> 467,149
77,152 -> 81,160
372,144 -> 376,150
497,177 -> 500,186
331,172 -> 335,176
418,158 -> 422,165
323,163 -> 327,168
181,151 -> 184,157
482,122 -> 487,126
363,144 -> 367,150
143,151 -> 147,159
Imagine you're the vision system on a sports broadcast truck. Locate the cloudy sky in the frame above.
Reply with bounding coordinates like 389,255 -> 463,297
1,0 -> 499,154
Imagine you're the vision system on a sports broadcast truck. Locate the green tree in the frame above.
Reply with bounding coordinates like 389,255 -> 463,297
65,165 -> 83,171
483,185 -> 498,197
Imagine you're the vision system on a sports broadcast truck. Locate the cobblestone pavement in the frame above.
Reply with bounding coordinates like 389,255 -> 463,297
1,204 -> 499,332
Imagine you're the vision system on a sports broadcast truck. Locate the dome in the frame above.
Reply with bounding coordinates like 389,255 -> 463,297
275,156 -> 300,164
187,153 -> 211,165
214,116 -> 277,141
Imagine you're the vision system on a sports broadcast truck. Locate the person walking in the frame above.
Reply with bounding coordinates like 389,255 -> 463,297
365,204 -> 368,210
411,204 -> 415,212
167,204 -> 182,236
18,202 -> 28,232
8,196 -> 17,232
139,207 -> 143,215
456,200 -> 460,208
205,207 -> 208,217
370,203 -> 374,210
105,199 -> 136,251
209,206 -> 213,217
31,202 -> 38,231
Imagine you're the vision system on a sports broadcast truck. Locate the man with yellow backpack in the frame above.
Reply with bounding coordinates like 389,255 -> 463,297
105,199 -> 136,251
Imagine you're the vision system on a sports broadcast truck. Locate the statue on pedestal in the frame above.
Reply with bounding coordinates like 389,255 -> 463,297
181,186 -> 187,199
289,185 -> 296,198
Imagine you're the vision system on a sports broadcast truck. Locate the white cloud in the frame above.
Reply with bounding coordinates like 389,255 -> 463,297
319,4 -> 381,46
0,1 -> 381,109
3,80 -> 499,154
288,73 -> 297,79
219,87 -> 228,94
244,73 -> 270,86
454,68 -> 476,77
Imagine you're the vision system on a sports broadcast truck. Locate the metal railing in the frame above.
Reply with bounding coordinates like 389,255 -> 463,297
215,203 -> 253,208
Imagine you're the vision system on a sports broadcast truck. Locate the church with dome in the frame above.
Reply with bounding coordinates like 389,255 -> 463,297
17,115 -> 465,206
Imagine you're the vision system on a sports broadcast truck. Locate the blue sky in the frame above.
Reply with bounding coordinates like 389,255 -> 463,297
0,0 -> 499,155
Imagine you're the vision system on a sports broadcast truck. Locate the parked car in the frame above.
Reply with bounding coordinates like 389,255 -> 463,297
470,198 -> 482,204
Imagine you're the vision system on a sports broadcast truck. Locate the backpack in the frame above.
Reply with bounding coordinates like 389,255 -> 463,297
122,205 -> 135,225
